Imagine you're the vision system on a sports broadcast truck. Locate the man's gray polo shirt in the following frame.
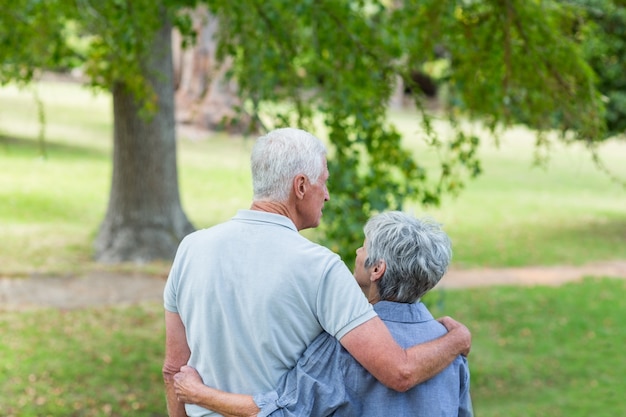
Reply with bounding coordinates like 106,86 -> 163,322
164,210 -> 376,417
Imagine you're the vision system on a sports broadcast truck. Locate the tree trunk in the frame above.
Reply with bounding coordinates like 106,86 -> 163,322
173,6 -> 253,133
94,16 -> 194,263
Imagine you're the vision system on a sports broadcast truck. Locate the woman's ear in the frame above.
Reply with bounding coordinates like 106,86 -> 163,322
371,260 -> 386,283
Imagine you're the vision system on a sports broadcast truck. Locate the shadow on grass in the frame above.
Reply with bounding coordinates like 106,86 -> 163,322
534,217 -> 626,261
455,216 -> 626,268
0,133 -> 109,160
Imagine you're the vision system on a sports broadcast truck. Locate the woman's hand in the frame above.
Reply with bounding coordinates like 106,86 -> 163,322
174,365 -> 205,404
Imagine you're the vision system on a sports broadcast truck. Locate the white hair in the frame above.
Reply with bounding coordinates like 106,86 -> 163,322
251,128 -> 327,201
364,211 -> 452,303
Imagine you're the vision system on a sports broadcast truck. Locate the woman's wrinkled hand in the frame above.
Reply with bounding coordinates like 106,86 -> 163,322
173,365 -> 204,404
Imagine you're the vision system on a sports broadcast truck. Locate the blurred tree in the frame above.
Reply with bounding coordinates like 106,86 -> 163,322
0,0 -> 607,265
203,0 -> 606,263
562,0 -> 626,139
89,3 -> 196,262
172,7 -> 254,132
1,0 -> 197,262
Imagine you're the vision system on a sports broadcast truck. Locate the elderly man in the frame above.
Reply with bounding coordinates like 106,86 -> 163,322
163,128 -> 471,417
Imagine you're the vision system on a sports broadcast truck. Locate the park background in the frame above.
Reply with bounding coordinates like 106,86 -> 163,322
2,1 -> 626,417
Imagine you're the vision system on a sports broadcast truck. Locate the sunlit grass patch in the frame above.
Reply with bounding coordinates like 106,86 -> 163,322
425,277 -> 626,417
1,279 -> 624,416
0,303 -> 166,417
1,80 -> 625,272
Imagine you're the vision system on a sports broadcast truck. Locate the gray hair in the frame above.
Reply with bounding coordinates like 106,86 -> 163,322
251,128 -> 327,202
364,211 -> 452,303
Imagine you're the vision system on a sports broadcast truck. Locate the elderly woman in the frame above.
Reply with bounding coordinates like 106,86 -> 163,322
174,211 -> 473,417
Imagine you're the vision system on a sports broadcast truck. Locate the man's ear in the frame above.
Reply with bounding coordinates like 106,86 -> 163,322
371,260 -> 386,283
293,174 -> 307,200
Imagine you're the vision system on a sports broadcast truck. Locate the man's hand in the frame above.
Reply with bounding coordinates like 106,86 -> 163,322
174,365 -> 206,405
437,316 -> 471,357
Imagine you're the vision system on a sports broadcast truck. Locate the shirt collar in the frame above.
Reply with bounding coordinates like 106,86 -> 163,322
233,209 -> 298,232
373,300 -> 434,323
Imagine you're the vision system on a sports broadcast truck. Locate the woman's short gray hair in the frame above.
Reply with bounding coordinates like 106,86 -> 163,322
364,211 -> 452,303
251,128 -> 327,202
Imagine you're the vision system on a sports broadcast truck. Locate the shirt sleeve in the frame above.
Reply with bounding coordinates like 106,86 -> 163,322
252,391 -> 281,417
252,332 -> 361,417
458,356 -> 474,417
316,259 -> 377,340
163,263 -> 179,313
164,237 -> 187,313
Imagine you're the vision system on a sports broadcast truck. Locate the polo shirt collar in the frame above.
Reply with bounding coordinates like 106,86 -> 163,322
233,209 -> 298,232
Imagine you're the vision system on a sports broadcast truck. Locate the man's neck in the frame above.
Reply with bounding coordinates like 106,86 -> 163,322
250,201 -> 290,216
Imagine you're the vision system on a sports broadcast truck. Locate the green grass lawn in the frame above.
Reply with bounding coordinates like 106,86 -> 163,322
2,278 -> 624,417
0,303 -> 166,416
430,277 -> 626,417
391,109 -> 626,268
0,82 -> 254,276
1,81 -> 626,416
2,82 -> 624,275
